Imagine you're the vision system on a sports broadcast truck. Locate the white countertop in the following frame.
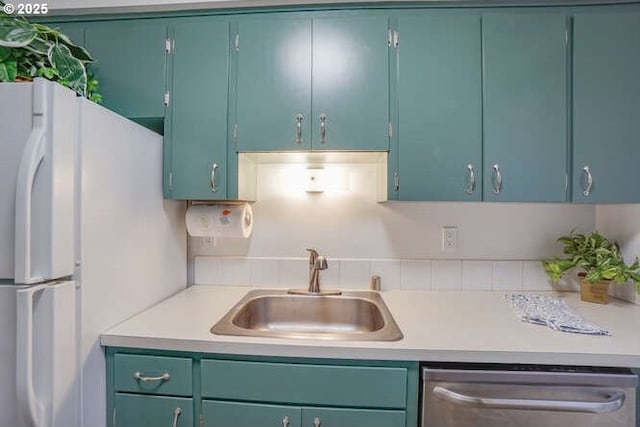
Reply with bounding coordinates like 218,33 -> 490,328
101,286 -> 640,367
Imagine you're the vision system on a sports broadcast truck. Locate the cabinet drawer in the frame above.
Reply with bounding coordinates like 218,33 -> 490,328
201,360 -> 407,408
202,400 -> 302,427
114,393 -> 193,427
114,354 -> 192,396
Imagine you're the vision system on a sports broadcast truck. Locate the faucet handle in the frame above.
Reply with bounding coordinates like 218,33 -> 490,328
315,255 -> 328,270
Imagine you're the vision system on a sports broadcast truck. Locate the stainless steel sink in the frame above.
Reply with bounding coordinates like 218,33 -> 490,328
211,289 -> 403,341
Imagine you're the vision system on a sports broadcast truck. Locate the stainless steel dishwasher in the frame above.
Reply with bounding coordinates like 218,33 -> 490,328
422,364 -> 637,427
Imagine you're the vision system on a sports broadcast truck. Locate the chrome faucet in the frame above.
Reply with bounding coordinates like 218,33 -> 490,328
306,248 -> 328,293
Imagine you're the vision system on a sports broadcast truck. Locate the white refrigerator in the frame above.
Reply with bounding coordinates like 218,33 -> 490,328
0,79 -> 187,427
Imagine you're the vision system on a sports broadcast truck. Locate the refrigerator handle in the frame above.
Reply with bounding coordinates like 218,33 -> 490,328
14,79 -> 47,284
16,283 -> 49,427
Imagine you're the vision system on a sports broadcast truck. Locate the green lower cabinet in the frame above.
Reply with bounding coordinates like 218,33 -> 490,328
114,394 -> 193,427
301,407 -> 406,427
202,401 -> 405,427
203,401 -> 302,427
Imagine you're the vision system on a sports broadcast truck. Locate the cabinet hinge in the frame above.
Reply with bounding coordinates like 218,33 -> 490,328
164,91 -> 170,107
112,408 -> 117,427
388,121 -> 393,138
393,30 -> 399,48
169,172 -> 173,190
387,29 -> 392,47
233,124 -> 239,144
393,171 -> 399,191
234,33 -> 239,51
165,38 -> 174,54
199,414 -> 204,427
564,28 -> 568,46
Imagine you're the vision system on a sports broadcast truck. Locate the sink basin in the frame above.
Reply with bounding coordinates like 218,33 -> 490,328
211,289 -> 403,341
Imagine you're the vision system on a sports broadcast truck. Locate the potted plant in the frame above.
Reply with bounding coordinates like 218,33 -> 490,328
542,231 -> 640,304
0,5 -> 101,102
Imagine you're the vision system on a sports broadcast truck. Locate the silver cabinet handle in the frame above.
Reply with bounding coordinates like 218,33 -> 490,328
282,416 -> 290,427
133,371 -> 170,382
172,407 -> 182,427
313,417 -> 321,427
295,113 -> 304,144
582,165 -> 593,197
319,113 -> 327,144
210,163 -> 218,193
465,163 -> 476,195
492,163 -> 502,195
433,386 -> 625,414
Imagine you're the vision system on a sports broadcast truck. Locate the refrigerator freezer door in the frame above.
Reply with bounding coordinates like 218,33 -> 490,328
0,79 -> 77,284
1,281 -> 78,427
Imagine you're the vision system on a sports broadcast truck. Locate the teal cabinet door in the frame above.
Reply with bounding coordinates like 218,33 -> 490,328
482,13 -> 568,202
302,407 -> 406,427
235,17 -> 312,151
572,12 -> 640,203
84,20 -> 168,120
203,400 -> 302,427
114,394 -> 193,427
48,22 -> 85,47
234,13 -> 389,152
166,19 -> 229,200
311,15 -> 389,151
396,13 -> 482,201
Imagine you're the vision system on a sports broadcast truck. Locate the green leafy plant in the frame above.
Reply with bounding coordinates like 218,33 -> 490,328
0,5 -> 101,102
542,231 -> 640,293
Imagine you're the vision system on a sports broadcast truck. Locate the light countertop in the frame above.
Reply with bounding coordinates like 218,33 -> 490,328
101,286 -> 640,367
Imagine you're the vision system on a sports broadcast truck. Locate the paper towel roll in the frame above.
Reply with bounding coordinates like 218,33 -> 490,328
185,203 -> 253,238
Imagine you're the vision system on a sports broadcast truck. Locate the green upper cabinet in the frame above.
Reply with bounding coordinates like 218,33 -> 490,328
572,11 -> 640,203
311,15 -> 390,151
234,13 -> 390,152
395,13 -> 482,201
235,17 -> 312,151
482,13 -> 568,202
164,19 -> 230,200
84,20 -> 168,121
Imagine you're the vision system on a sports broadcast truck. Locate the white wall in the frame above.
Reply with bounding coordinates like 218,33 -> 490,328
191,163 -> 597,293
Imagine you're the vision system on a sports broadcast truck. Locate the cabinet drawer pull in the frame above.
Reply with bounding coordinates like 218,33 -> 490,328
133,371 -> 170,382
319,113 -> 327,144
295,114 -> 304,144
172,407 -> 182,427
210,163 -> 218,193
465,163 -> 476,195
492,163 -> 502,195
313,416 -> 321,427
582,165 -> 593,197
282,415 -> 290,427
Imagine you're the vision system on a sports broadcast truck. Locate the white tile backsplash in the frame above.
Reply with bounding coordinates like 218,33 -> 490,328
249,258 -> 280,287
400,260 -> 432,290
339,259 -> 371,289
193,256 -> 561,292
493,261 -> 523,291
220,258 -> 251,286
432,260 -> 463,290
462,261 -> 493,290
370,260 -> 402,290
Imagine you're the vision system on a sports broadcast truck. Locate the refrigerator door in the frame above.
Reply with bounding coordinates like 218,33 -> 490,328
0,79 -> 76,284
0,281 -> 78,427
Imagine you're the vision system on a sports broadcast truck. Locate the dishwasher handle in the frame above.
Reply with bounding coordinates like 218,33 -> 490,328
433,385 -> 625,414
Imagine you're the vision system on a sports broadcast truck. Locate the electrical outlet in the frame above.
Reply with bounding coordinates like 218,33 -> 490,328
441,227 -> 458,252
